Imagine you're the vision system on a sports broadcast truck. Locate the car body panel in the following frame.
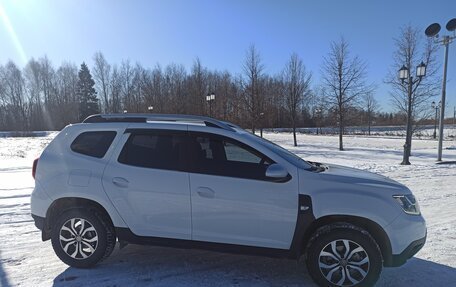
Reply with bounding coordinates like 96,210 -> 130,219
186,125 -> 299,249
101,123 -> 192,239
31,123 -> 129,228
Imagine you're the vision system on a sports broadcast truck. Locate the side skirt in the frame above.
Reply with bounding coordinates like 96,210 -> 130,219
115,194 -> 316,260
115,227 -> 292,259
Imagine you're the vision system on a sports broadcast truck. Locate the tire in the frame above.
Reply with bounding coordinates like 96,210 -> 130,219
305,222 -> 382,287
51,208 -> 116,268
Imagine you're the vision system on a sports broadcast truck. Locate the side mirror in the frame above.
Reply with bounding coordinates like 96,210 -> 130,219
265,164 -> 290,182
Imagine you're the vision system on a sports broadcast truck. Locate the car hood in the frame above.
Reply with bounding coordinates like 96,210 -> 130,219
315,163 -> 407,191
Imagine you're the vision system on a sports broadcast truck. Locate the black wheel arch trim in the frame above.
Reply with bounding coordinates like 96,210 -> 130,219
41,197 -> 115,242
291,202 -> 394,266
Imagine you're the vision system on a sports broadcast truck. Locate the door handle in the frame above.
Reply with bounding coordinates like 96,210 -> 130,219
112,177 -> 129,188
196,187 -> 215,199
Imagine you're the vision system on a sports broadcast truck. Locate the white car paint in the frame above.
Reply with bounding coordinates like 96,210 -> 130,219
31,116 -> 426,261
102,123 -> 192,239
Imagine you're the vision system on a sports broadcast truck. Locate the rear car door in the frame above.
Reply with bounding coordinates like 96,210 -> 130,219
102,124 -> 191,239
187,129 -> 299,249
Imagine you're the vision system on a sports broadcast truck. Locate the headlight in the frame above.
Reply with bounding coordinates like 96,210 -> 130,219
393,194 -> 421,215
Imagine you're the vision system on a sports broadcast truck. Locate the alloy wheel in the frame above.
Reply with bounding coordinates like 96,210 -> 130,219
59,218 -> 99,260
318,239 -> 370,286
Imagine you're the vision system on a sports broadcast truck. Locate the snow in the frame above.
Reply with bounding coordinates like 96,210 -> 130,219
269,124 -> 456,140
0,132 -> 455,286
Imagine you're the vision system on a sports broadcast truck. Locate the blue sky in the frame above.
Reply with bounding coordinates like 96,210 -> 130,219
1,0 -> 455,114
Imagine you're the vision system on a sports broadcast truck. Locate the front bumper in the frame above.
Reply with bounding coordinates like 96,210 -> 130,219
390,234 -> 426,267
383,212 -> 427,267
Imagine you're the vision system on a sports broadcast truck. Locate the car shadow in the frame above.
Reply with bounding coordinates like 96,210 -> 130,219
0,251 -> 12,287
52,244 -> 456,287
53,243 -> 315,287
378,257 -> 456,286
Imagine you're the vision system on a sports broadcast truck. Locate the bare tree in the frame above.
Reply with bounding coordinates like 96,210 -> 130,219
0,61 -> 27,130
214,71 -> 232,120
188,58 -> 208,115
242,45 -> 265,134
24,58 -> 44,129
109,65 -> 123,113
321,38 -> 374,150
120,60 -> 134,112
363,92 -> 379,135
38,56 -> 55,111
93,52 -> 111,112
150,64 -> 164,112
55,62 -> 79,125
131,63 -> 146,112
283,53 -> 312,146
386,25 -> 439,164
163,63 -> 187,114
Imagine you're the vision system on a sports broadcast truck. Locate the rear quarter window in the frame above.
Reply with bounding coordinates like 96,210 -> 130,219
70,131 -> 117,158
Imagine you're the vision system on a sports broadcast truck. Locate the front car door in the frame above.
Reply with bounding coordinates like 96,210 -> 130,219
187,127 -> 299,249
102,124 -> 191,239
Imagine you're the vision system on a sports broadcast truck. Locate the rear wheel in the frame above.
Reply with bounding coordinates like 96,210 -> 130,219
51,208 -> 115,268
305,223 -> 382,287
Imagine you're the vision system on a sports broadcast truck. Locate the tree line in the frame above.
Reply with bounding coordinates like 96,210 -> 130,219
0,25 -> 440,151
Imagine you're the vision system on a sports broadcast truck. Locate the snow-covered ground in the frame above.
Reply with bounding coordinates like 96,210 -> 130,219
270,124 -> 456,140
0,132 -> 455,286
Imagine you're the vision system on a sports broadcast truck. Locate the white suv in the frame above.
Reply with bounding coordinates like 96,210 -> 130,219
31,114 -> 426,287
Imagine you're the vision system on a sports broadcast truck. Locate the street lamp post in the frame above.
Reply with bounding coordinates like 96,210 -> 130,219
431,101 -> 440,139
398,62 -> 427,165
453,106 -> 456,130
425,18 -> 456,161
206,92 -> 215,117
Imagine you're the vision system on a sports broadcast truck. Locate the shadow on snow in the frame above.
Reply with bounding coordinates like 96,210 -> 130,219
0,250 -> 12,287
52,244 -> 455,287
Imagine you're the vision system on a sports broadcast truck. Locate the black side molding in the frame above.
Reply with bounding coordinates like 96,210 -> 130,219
116,228 -> 291,258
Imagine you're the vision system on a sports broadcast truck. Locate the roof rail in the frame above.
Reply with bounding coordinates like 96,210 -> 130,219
82,114 -> 237,132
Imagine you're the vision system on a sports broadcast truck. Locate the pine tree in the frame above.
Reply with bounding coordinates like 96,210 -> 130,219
77,62 -> 99,121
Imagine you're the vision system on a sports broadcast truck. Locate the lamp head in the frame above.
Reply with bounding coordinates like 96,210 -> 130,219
425,23 -> 441,38
416,62 -> 426,78
446,18 -> 456,32
399,65 -> 409,81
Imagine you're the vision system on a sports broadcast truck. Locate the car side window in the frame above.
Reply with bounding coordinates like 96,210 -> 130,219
70,131 -> 117,158
118,130 -> 187,171
189,132 -> 273,180
224,141 -> 263,163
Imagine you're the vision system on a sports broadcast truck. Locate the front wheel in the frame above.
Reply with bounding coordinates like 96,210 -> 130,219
305,223 -> 382,287
51,208 -> 115,268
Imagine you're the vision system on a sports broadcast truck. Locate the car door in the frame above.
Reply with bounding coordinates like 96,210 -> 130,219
102,124 -> 191,239
187,129 -> 299,249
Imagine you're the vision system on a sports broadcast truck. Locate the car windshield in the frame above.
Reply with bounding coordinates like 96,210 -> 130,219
243,132 -> 313,170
